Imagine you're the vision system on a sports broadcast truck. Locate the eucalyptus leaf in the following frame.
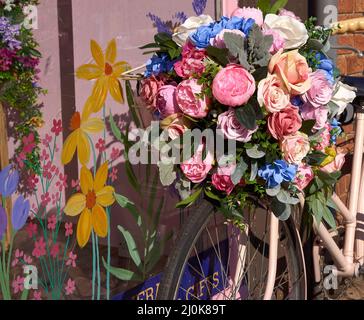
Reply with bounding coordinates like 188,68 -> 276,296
235,104 -> 257,130
231,159 -> 248,185
266,185 -> 281,197
246,145 -> 266,159
271,197 -> 291,221
276,189 -> 300,205
250,160 -> 258,181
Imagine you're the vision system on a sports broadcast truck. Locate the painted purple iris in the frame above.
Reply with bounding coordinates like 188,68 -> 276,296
0,165 -> 19,197
11,195 -> 30,231
0,206 -> 7,241
192,0 -> 208,16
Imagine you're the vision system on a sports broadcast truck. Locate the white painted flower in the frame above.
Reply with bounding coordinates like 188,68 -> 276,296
4,0 -> 15,12
331,81 -> 357,115
172,15 -> 214,47
264,13 -> 308,49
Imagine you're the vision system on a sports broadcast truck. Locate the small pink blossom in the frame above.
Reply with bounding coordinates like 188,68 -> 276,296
23,254 -> 33,264
47,214 -> 57,230
50,243 -> 60,258
26,174 -> 39,190
65,278 -> 76,296
22,133 -> 36,154
12,276 -> 24,294
56,173 -> 68,192
51,119 -> 63,136
26,222 -> 37,238
32,291 -> 42,300
42,134 -> 52,147
110,147 -> 121,161
16,152 -> 26,169
40,149 -> 49,162
71,179 -> 80,191
66,251 -> 77,268
12,249 -> 24,267
109,167 -> 118,182
32,237 -> 46,258
65,222 -> 73,237
41,192 -> 51,208
51,192 -> 60,205
96,138 -> 106,153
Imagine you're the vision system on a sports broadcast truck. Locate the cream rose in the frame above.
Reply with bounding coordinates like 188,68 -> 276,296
281,132 -> 310,165
331,81 -> 357,116
264,14 -> 308,49
172,15 -> 214,47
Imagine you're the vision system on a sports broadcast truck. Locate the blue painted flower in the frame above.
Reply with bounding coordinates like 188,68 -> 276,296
258,160 -> 297,189
330,118 -> 342,144
145,53 -> 176,77
0,165 -> 19,197
0,206 -> 7,241
11,195 -> 30,231
190,25 -> 213,48
315,52 -> 335,84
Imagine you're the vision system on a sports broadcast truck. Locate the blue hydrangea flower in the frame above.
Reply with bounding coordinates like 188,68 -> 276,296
315,52 -> 335,84
258,160 -> 297,189
144,53 -> 176,77
330,118 -> 342,144
190,25 -> 214,48
291,96 -> 304,107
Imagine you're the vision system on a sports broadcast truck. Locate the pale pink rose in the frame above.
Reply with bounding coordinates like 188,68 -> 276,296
174,41 -> 207,78
300,103 -> 329,130
212,64 -> 256,107
160,113 -> 190,140
269,49 -> 311,95
212,174 -> 235,195
257,73 -> 290,113
314,124 -> 331,151
176,79 -> 209,118
212,29 -> 245,49
268,105 -> 302,140
263,28 -> 285,54
294,163 -> 314,191
279,8 -> 302,21
301,70 -> 333,108
140,75 -> 165,110
217,109 -> 258,142
180,143 -> 213,183
321,149 -> 346,173
231,7 -> 264,26
281,132 -> 310,164
216,161 -> 236,176
155,85 -> 180,118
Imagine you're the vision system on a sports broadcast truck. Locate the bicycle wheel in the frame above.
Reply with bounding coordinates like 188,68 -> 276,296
157,200 -> 306,300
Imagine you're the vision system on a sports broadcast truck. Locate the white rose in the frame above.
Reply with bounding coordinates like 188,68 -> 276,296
264,14 -> 308,49
172,15 -> 214,47
331,81 -> 357,115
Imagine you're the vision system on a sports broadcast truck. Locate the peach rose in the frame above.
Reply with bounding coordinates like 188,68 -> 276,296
160,113 -> 190,140
257,73 -> 290,113
268,105 -> 302,140
269,49 -> 311,95
281,132 -> 310,164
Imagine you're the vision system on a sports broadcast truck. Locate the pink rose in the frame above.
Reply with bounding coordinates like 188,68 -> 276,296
174,41 -> 207,78
301,70 -> 333,108
313,124 -> 331,151
217,108 -> 257,142
263,28 -> 285,54
212,64 -> 256,107
321,149 -> 346,173
300,103 -> 329,130
176,79 -> 209,118
180,143 -> 213,183
212,173 -> 235,195
140,75 -> 164,110
269,49 -> 311,95
294,163 -> 314,191
231,7 -> 264,26
279,9 -> 302,21
268,105 -> 302,140
212,29 -> 245,49
257,73 -> 290,113
281,132 -> 310,164
160,113 -> 190,140
155,85 -> 180,118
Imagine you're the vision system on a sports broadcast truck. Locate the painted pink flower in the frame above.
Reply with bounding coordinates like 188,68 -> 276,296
109,167 -> 118,182
51,192 -> 60,205
12,276 -> 24,294
47,214 -> 57,230
110,147 -> 121,161
26,174 -> 39,191
50,243 -> 60,258
96,138 -> 106,153
26,222 -> 37,238
231,7 -> 264,26
56,173 -> 68,192
12,249 -> 24,267
32,237 -> 46,258
301,70 -> 333,108
268,105 -> 302,140
22,133 -> 36,154
32,291 -> 42,300
212,173 -> 235,195
66,251 -> 77,268
51,119 -> 62,136
40,149 -> 49,162
217,108 -> 257,142
16,152 -> 26,169
65,278 -> 76,296
41,192 -> 51,208
181,143 -> 213,184
42,134 -> 52,147
71,179 -> 80,191
140,75 -> 165,110
155,85 -> 180,118
42,161 -> 53,180
212,64 -> 256,107
174,41 -> 207,78
65,222 -> 73,237
23,254 -> 32,264
176,79 -> 209,118
321,149 -> 346,173
294,163 -> 314,191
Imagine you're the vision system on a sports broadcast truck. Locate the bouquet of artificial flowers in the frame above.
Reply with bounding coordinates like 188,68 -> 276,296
138,4 -> 357,226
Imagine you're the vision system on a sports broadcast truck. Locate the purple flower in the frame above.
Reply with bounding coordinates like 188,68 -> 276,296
0,17 -> 21,50
173,12 -> 188,24
0,165 -> 19,197
0,206 -> 7,241
192,0 -> 207,16
12,195 -> 30,231
146,13 -> 172,35
0,48 -> 15,71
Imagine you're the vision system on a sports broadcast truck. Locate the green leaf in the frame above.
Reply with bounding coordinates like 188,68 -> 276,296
322,206 -> 337,230
158,162 -> 177,186
276,189 -> 300,205
21,289 -> 29,300
155,32 -> 172,44
102,258 -> 143,282
176,188 -> 202,208
235,104 -> 257,130
231,159 -> 248,185
205,188 -> 223,201
246,145 -> 266,159
305,39 -> 324,51
206,46 -> 229,66
139,42 -> 160,50
147,172 -> 159,218
317,170 -> 341,186
253,67 -> 268,82
300,120 -> 316,136
270,0 -> 289,14
327,197 -> 338,211
114,193 -> 142,227
271,197 -> 291,221
266,185 -> 281,197
125,80 -> 141,128
109,112 -> 128,147
118,226 -> 142,269
306,150 -> 327,166
224,31 -> 245,57
145,241 -> 161,273
250,160 -> 258,181
257,0 -> 272,14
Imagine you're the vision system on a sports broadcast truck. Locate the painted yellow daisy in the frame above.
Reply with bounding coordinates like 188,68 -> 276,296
64,163 -> 115,248
61,110 -> 104,165
76,39 -> 130,113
